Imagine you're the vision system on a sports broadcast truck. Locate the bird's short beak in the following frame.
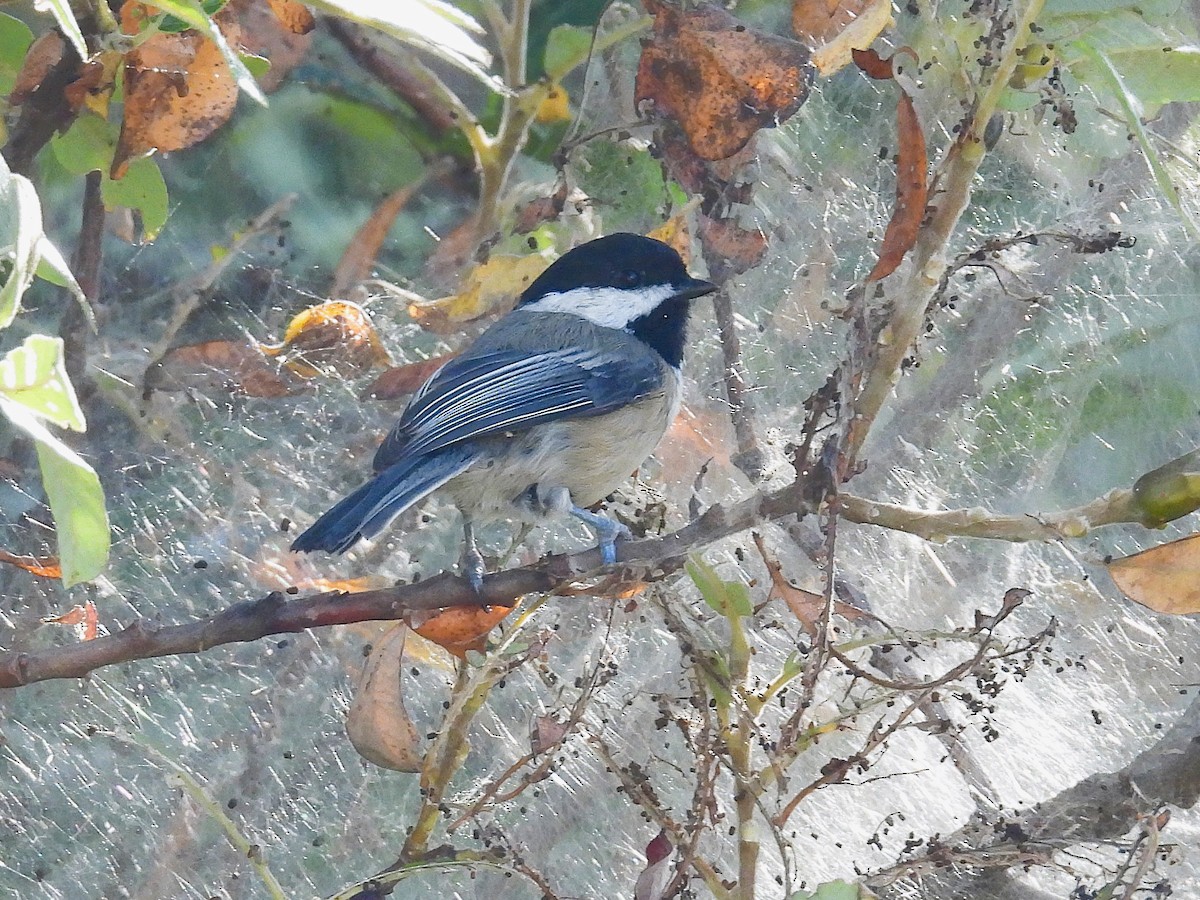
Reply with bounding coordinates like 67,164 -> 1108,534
675,277 -> 718,301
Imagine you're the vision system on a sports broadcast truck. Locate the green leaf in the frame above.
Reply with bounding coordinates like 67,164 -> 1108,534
0,156 -> 45,330
0,400 -> 109,586
686,557 -> 753,618
1073,39 -> 1200,241
0,13 -> 34,98
139,0 -> 267,106
239,51 -> 271,81
0,335 -> 85,430
33,0 -> 87,61
102,157 -> 169,241
306,0 -> 500,91
543,25 -> 593,81
52,115 -> 171,241
51,113 -> 114,175
36,236 -> 87,307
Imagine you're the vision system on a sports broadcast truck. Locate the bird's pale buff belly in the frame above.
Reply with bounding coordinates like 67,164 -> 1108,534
441,381 -> 679,522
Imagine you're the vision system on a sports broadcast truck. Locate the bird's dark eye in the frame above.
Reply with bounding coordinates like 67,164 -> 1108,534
621,269 -> 642,287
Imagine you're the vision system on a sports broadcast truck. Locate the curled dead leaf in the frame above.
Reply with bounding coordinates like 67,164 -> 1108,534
42,600 -> 98,640
346,623 -> 424,772
260,300 -> 391,379
866,87 -> 928,282
636,1 -> 815,161
805,0 -> 893,76
1108,534 -> 1200,615
10,31 -> 66,106
331,183 -> 422,299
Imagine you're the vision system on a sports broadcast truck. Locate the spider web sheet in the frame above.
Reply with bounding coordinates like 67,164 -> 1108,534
2,4 -> 1200,899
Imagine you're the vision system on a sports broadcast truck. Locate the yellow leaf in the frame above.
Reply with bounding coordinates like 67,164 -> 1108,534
408,252 -> 553,330
536,83 -> 570,122
809,0 -> 893,77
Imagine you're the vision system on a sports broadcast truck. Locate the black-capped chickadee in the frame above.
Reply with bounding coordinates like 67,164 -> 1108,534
291,233 -> 717,589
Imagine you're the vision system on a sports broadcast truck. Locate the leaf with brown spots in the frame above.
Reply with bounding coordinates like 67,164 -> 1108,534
360,352 -> 456,401
636,1 -> 815,161
112,2 -> 240,179
867,87 -> 928,282
1108,533 -> 1200,615
260,300 -> 392,379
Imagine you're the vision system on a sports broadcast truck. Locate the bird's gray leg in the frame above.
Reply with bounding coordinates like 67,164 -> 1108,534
461,517 -> 485,593
569,505 -> 633,566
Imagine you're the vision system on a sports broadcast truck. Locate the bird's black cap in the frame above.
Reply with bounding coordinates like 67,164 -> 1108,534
519,233 -> 715,305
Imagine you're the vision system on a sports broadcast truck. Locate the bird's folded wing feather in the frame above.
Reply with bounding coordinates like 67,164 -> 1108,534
373,348 -> 661,471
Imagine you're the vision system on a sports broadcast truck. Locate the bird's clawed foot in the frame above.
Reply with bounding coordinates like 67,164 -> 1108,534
569,506 -> 632,566
461,519 -> 486,594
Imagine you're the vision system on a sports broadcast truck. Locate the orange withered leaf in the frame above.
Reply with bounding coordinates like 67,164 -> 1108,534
264,0 -> 315,34
331,184 -> 422,299
411,603 -> 518,658
867,88 -> 928,282
1108,533 -> 1200,615
42,600 -> 98,640
636,1 -> 815,161
0,549 -> 62,580
113,2 -> 240,179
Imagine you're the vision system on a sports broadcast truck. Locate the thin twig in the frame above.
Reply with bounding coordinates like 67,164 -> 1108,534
142,194 -> 297,374
712,286 -> 765,481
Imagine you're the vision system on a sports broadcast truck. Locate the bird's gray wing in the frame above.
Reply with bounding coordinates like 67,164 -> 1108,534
372,346 -> 662,472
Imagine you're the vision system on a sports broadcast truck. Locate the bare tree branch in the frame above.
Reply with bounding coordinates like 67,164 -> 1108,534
0,477 -> 823,689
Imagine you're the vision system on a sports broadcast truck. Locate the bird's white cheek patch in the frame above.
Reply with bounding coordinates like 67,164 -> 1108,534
523,285 -> 676,329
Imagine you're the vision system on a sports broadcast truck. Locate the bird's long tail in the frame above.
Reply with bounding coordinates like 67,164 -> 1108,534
290,446 -> 478,554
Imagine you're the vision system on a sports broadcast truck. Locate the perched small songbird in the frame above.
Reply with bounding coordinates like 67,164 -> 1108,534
291,233 -> 716,589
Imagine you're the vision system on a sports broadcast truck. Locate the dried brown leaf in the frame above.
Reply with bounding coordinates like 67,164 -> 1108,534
636,1 -> 814,161
1108,533 -> 1200,615
360,352 -> 456,401
113,2 -> 240,179
331,184 -> 421,298
0,549 -> 62,579
867,89 -> 928,282
148,340 -> 302,398
346,623 -> 424,772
